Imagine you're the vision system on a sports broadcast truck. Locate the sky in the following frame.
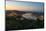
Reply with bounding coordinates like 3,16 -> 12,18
6,0 -> 44,12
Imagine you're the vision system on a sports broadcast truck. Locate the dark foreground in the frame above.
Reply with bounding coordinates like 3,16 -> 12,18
6,16 -> 44,30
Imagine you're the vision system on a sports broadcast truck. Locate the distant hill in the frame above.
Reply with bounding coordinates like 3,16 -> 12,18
5,10 -> 26,16
5,10 -> 25,14
5,10 -> 44,16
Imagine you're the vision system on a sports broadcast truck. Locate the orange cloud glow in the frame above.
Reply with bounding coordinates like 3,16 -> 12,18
6,5 -> 34,11
6,5 -> 43,11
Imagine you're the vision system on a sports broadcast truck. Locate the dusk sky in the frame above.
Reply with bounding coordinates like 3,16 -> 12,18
6,0 -> 44,12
